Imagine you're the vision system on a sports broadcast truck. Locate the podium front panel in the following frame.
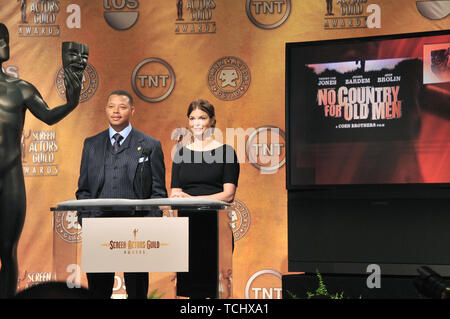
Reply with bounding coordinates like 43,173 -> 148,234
52,204 -> 234,299
81,217 -> 188,273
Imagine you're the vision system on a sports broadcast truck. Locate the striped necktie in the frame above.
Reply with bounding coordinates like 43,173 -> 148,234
112,133 -> 123,152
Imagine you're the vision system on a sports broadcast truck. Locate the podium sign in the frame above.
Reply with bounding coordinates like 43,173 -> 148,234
81,217 -> 188,273
52,199 -> 233,298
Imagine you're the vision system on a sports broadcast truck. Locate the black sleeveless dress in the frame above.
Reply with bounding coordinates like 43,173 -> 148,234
171,144 -> 239,298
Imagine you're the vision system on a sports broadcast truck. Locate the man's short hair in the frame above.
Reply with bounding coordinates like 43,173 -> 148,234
108,90 -> 134,106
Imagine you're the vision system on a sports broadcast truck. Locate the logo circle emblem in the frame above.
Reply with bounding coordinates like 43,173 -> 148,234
246,126 -> 286,173
104,12 -> 139,30
245,269 -> 282,299
229,199 -> 251,241
55,63 -> 98,103
207,56 -> 251,101
246,0 -> 291,29
131,58 -> 176,103
54,211 -> 82,243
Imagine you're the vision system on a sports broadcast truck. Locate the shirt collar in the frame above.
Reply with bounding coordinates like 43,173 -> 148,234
109,123 -> 132,145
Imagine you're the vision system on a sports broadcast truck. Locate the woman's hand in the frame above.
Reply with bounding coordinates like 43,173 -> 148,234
170,190 -> 192,198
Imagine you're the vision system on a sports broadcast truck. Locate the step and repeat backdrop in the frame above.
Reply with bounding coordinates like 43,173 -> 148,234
1,0 -> 448,298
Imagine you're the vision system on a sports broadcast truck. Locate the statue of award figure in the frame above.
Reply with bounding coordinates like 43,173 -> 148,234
0,23 -> 88,298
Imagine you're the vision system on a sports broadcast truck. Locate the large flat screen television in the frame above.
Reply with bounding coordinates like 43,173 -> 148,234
286,30 -> 450,198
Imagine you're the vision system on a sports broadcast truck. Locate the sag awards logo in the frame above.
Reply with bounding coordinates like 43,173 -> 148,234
246,126 -> 285,174
103,0 -> 140,30
21,129 -> 59,177
17,270 -> 57,291
229,199 -> 251,241
103,228 -> 167,255
245,269 -> 282,299
207,56 -> 251,101
416,0 -> 450,20
54,211 -> 82,243
55,63 -> 99,103
324,0 -> 381,30
175,0 -> 217,34
17,1 -> 82,37
245,0 -> 291,29
132,58 -> 176,103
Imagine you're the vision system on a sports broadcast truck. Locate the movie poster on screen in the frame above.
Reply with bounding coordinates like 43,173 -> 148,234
303,57 -> 423,143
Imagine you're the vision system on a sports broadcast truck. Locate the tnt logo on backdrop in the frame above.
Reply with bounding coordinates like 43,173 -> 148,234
245,269 -> 283,299
246,0 -> 291,29
245,126 -> 286,174
131,58 -> 176,103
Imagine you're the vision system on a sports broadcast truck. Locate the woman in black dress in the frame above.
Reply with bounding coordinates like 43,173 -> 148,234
170,99 -> 240,298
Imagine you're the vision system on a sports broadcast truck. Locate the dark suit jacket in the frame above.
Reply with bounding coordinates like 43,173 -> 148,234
76,127 -> 167,218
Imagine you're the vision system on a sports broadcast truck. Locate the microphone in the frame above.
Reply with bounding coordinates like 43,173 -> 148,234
142,147 -> 152,158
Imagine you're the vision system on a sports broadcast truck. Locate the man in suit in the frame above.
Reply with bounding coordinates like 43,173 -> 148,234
76,89 -> 167,299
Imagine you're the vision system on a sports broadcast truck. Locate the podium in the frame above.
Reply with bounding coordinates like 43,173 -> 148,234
51,198 -> 234,299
